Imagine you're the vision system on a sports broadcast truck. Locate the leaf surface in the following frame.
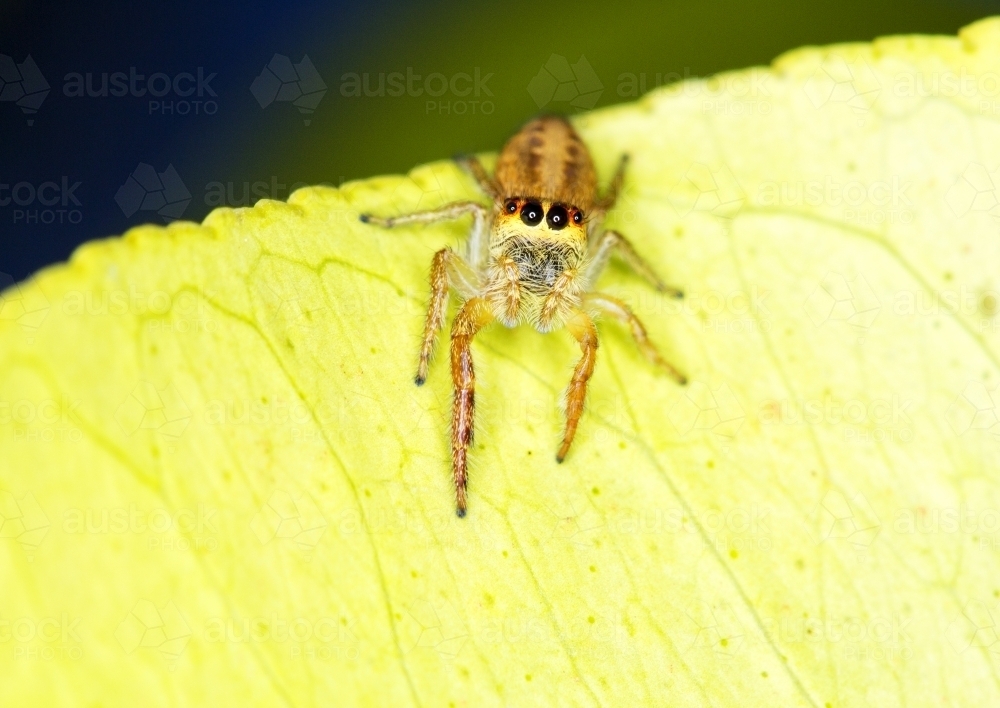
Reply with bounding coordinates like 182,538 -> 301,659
4,18 -> 1000,707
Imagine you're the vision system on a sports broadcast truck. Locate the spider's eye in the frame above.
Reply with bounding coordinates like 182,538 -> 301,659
546,204 -> 568,230
505,200 -> 518,214
521,201 -> 543,226
573,210 -> 583,224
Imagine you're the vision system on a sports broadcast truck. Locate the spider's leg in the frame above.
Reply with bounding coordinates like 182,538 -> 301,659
593,153 -> 629,211
417,248 -> 479,385
557,308 -> 599,463
450,297 -> 494,516
584,229 -> 683,298
359,200 -> 487,229
584,292 -> 686,384
454,154 -> 499,199
586,153 -> 627,249
465,200 -> 492,274
361,199 -> 491,273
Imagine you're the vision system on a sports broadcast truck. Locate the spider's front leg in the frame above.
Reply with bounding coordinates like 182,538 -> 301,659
450,297 -> 494,516
416,248 -> 479,384
359,200 -> 489,383
359,200 -> 488,240
556,308 -> 599,463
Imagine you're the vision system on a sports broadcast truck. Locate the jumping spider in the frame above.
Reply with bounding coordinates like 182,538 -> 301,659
360,115 -> 686,517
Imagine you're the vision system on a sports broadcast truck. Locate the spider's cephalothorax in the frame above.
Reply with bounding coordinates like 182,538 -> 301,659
360,115 -> 686,516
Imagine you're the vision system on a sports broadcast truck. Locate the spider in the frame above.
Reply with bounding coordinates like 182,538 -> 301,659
360,115 -> 686,517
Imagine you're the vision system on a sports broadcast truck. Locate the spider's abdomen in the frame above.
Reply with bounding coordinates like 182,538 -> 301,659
493,116 -> 597,212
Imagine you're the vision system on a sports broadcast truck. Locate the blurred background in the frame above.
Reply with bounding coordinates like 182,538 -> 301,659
1,0 -> 998,282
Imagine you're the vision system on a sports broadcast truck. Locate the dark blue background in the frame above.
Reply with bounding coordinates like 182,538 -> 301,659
1,1 -> 374,281
2,0 -> 998,282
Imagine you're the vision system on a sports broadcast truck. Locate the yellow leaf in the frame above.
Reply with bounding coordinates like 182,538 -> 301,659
4,17 -> 1000,706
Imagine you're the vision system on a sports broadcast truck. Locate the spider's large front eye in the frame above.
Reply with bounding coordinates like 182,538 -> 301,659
505,200 -> 518,214
521,201 -> 543,226
546,204 -> 568,230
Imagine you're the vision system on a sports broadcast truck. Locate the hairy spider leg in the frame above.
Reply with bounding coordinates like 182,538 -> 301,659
450,297 -> 494,516
556,308 -> 599,463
